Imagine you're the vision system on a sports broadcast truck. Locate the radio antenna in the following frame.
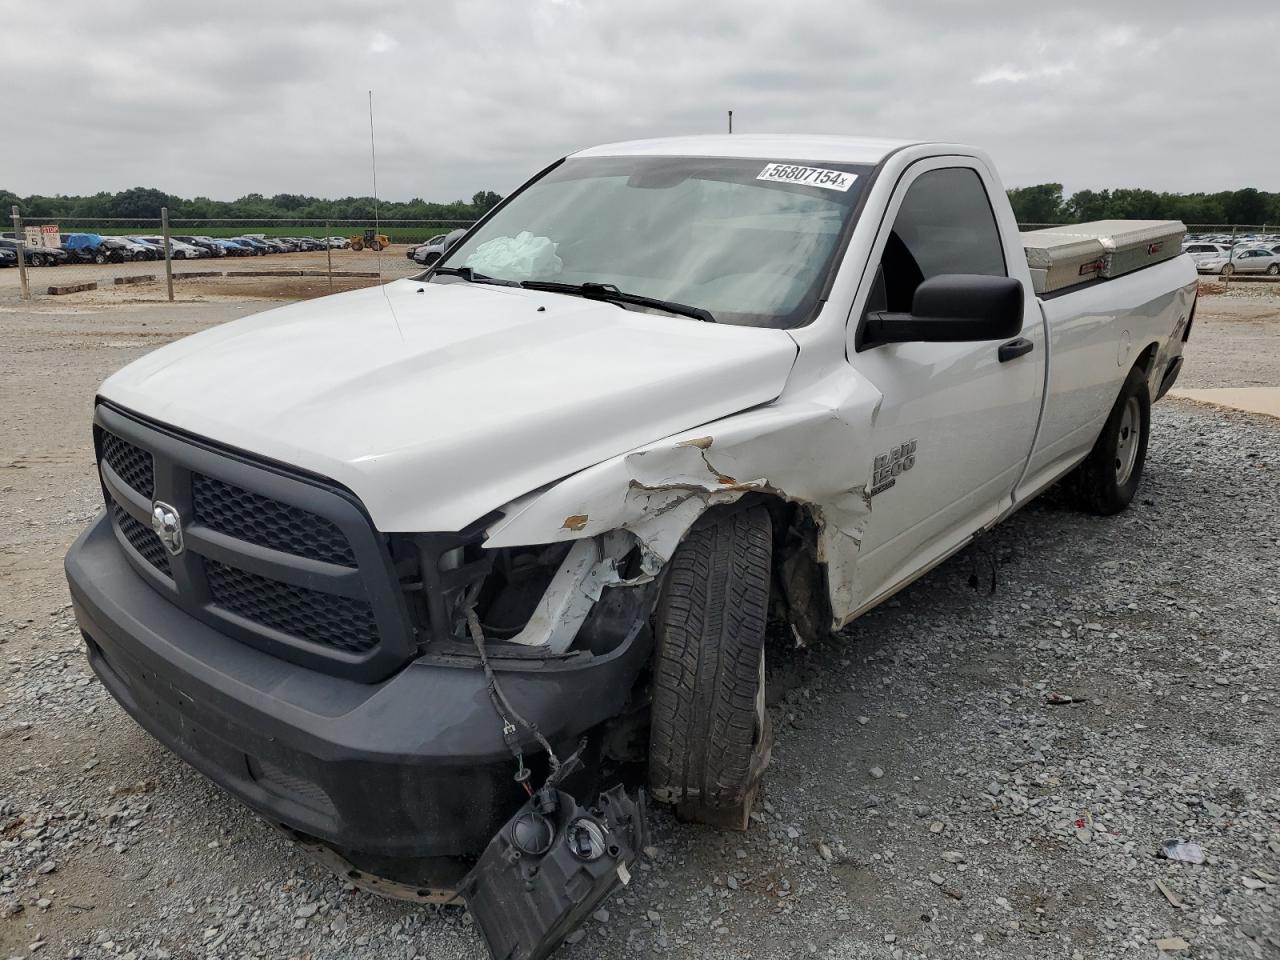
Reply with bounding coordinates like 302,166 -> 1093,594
368,90 -> 382,276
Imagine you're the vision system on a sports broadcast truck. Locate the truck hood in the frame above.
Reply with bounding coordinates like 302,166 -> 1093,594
100,279 -> 799,532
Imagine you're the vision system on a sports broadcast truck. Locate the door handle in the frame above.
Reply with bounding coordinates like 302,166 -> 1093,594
998,337 -> 1034,363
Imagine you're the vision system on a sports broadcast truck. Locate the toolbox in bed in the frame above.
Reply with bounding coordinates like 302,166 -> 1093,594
1021,220 -> 1186,295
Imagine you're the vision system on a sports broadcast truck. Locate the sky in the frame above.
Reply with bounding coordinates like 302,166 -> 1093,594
2,0 -> 1276,203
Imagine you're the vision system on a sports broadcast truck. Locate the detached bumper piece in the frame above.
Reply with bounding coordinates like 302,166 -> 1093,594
462,785 -> 645,960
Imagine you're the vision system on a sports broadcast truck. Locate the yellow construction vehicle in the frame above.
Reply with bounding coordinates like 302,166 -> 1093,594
348,228 -> 390,251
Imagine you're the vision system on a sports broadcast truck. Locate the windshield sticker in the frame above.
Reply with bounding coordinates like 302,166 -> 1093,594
756,163 -> 857,192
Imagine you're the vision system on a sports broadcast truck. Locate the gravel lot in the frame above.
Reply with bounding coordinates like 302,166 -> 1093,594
1,290 -> 1277,959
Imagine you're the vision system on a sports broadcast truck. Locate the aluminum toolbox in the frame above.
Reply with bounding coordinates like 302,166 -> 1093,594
1022,231 -> 1108,294
1021,220 -> 1186,294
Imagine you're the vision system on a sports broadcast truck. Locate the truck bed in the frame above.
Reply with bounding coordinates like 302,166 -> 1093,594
1022,220 -> 1186,295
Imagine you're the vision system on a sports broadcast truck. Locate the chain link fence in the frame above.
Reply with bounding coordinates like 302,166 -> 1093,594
3,209 -> 476,300
7,209 -> 1269,304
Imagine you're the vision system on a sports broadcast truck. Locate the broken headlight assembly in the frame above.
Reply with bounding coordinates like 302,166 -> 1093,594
392,528 -> 651,659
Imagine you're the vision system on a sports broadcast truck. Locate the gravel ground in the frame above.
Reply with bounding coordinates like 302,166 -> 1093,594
1,295 -> 1278,959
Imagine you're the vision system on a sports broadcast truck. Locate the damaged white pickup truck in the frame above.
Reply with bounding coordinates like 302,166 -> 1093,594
66,135 -> 1196,955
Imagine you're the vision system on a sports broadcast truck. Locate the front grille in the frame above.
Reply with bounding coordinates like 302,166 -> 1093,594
93,406 -> 415,681
192,473 -> 356,566
102,431 -> 154,498
206,559 -> 379,654
111,500 -> 170,576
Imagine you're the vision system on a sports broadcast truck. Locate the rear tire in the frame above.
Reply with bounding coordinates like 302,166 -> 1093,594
648,506 -> 773,829
1067,365 -> 1150,515
1221,263 -> 1234,276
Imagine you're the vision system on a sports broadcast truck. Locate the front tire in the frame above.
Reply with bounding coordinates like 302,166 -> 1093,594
648,506 -> 773,829
1267,264 -> 1279,276
1068,365 -> 1151,515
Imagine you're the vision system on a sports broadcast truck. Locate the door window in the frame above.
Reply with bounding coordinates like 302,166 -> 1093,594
871,167 -> 1007,313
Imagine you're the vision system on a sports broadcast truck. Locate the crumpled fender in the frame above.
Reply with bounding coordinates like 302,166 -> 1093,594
485,369 -> 884,625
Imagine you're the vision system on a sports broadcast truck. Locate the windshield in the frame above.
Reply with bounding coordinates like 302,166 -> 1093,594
432,155 -> 873,328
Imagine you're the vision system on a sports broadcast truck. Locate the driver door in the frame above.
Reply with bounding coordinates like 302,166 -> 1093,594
845,158 -> 1044,612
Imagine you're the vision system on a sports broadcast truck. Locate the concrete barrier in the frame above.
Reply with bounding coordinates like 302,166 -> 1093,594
47,282 -> 98,296
300,270 -> 381,278
227,270 -> 303,277
174,271 -> 224,279
114,274 -> 156,286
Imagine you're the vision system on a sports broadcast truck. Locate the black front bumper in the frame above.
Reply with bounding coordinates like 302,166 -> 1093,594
66,514 -> 650,860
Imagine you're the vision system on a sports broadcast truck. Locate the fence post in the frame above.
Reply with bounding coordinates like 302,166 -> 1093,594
161,207 -> 174,302
11,206 -> 30,301
325,219 -> 333,292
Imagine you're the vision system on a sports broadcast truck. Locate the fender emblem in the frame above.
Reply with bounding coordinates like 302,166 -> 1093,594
870,440 -> 917,496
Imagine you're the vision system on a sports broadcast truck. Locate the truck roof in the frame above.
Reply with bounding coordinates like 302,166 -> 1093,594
572,134 -> 919,164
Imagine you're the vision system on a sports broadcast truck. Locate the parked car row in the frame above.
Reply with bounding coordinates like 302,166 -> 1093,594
1183,233 -> 1280,276
0,234 -> 355,267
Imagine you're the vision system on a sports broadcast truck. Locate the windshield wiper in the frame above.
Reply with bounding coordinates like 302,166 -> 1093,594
431,265 -> 520,286
519,281 -> 716,323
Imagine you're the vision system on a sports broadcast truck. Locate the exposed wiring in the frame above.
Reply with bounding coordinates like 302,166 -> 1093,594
465,604 -> 563,785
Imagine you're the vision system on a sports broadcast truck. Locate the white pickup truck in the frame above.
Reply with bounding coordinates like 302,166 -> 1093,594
66,135 -> 1197,904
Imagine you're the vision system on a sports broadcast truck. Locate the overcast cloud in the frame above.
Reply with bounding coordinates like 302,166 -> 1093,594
2,0 -> 1276,202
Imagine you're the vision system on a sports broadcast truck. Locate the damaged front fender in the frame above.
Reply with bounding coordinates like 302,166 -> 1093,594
485,376 -> 884,628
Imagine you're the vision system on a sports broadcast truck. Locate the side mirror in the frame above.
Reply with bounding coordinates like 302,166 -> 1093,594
863,274 -> 1024,346
442,228 -> 467,253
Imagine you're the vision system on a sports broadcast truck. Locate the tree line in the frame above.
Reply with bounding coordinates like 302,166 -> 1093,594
0,187 -> 505,224
3,182 -> 1279,228
1007,184 -> 1280,227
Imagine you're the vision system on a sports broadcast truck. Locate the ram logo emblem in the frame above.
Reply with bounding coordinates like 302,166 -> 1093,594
870,440 -> 917,496
150,501 -> 185,556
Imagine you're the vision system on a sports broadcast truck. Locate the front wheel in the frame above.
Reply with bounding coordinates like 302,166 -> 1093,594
1068,365 -> 1151,515
1267,264 -> 1279,276
370,241 -> 383,251
648,506 -> 773,829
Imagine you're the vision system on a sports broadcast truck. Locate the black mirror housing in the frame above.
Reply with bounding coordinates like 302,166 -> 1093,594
863,274 -> 1024,347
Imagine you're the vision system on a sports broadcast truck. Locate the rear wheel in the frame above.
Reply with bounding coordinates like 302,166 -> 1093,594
1068,365 -> 1151,515
350,241 -> 364,251
648,506 -> 773,829
370,241 -> 383,251
1267,264 -> 1279,276
1221,263 -> 1235,276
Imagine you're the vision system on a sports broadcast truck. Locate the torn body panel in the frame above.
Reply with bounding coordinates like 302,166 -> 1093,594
485,370 -> 885,631
505,532 -> 635,652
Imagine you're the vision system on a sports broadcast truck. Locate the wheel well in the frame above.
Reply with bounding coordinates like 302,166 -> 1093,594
1134,342 -> 1159,379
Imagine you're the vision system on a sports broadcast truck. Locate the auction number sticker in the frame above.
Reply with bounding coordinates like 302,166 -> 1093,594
757,163 -> 857,192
